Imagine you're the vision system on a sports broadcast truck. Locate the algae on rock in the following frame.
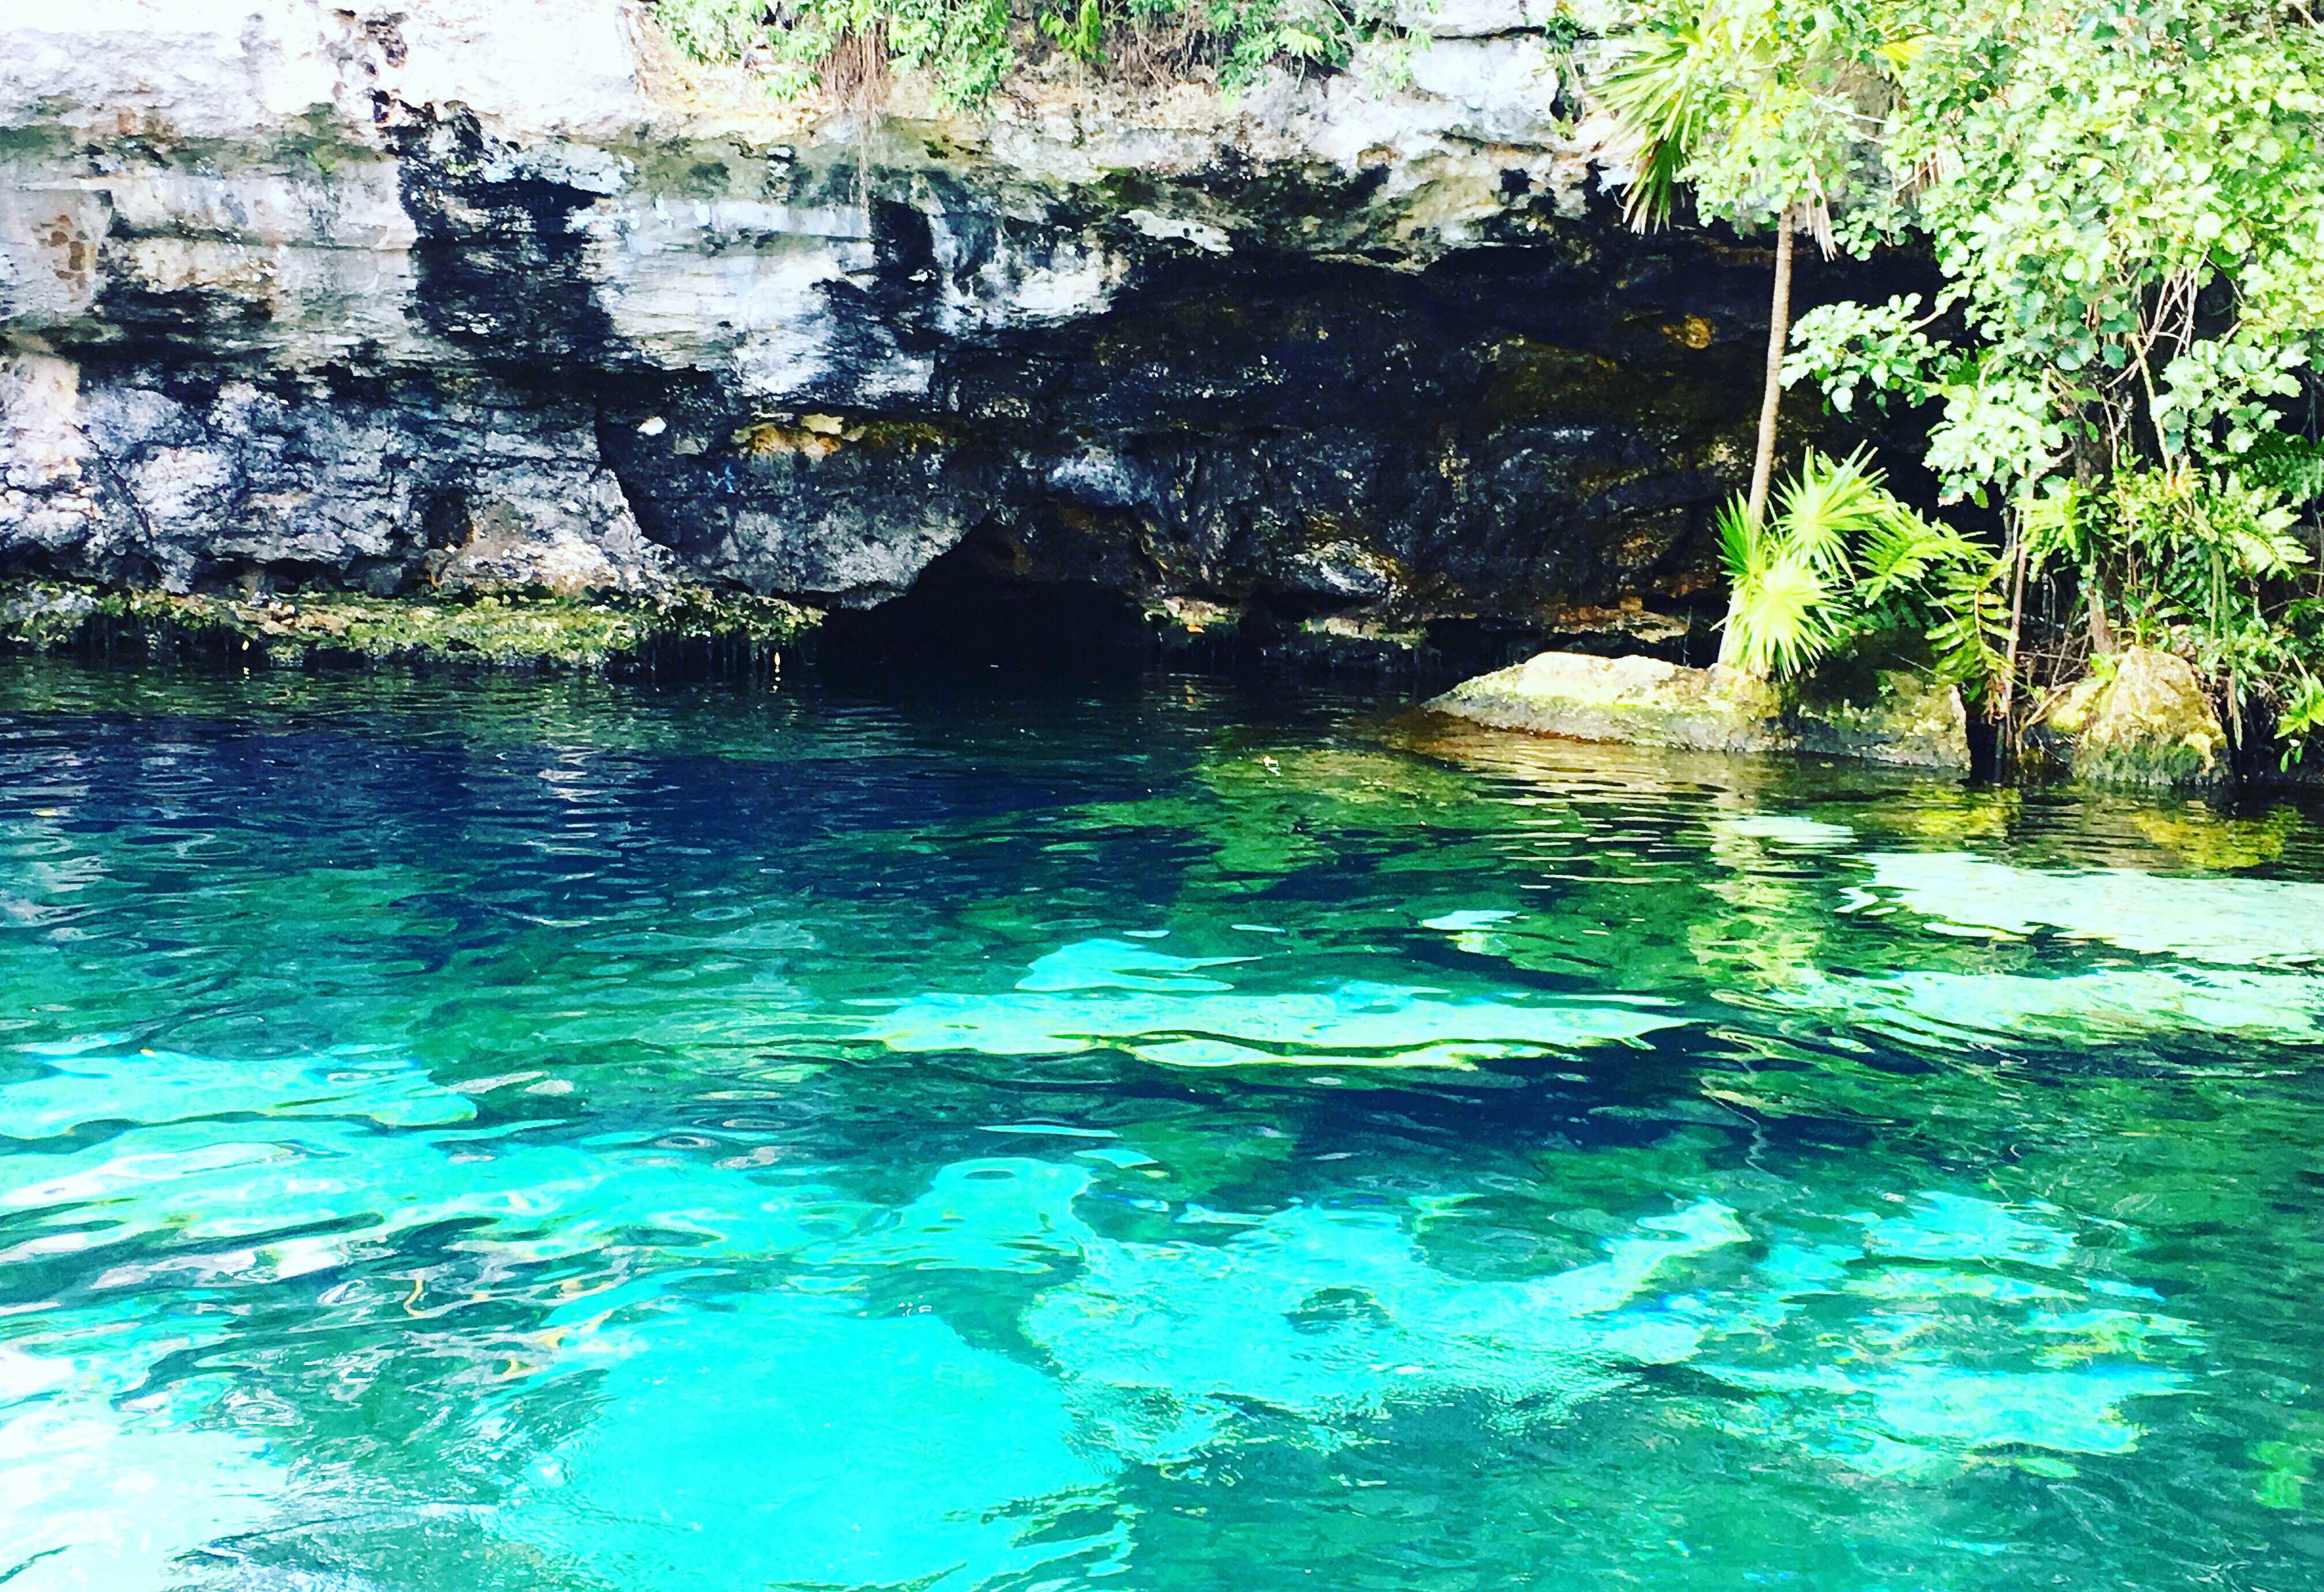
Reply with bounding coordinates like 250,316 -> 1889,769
1787,668 -> 1971,771
0,581 -> 820,674
1428,650 -> 1970,772
2032,647 -> 2225,789
1429,653 -> 1789,754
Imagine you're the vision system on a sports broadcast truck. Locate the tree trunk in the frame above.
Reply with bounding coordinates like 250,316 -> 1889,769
1745,208 -> 1797,531
1717,208 -> 1798,676
2001,520 -> 2029,772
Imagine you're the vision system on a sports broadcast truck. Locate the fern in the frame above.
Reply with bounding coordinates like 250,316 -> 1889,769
1857,504 -> 1975,605
2017,477 -> 2087,571
2240,433 -> 2324,505
1925,550 -> 2014,702
2278,673 -> 2324,768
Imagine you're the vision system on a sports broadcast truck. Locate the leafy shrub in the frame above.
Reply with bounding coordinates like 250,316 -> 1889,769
1700,0 -> 2324,767
648,0 -> 1408,108
1719,450 -> 2008,700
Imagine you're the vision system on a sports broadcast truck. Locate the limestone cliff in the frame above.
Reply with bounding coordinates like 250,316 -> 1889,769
0,0 -> 1887,670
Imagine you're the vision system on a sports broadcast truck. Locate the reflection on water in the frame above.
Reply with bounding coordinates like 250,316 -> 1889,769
0,661 -> 2321,1590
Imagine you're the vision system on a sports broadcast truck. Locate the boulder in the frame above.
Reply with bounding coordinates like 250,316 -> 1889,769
1429,651 -> 1783,753
1428,650 -> 1970,771
1788,668 -> 1973,771
2035,647 -> 2225,787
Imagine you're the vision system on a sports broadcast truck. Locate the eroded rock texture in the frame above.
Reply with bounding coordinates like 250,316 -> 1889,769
1,0 -> 1895,667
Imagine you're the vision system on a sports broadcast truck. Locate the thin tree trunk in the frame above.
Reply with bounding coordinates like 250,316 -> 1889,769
2001,519 -> 2029,773
2085,579 -> 2116,654
1745,208 -> 1797,531
1718,208 -> 1799,677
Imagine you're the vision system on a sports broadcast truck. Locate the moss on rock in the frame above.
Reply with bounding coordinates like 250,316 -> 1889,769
1429,652 -> 1788,755
1788,669 -> 1973,771
0,581 -> 821,676
2032,647 -> 2225,788
1428,651 -> 1970,772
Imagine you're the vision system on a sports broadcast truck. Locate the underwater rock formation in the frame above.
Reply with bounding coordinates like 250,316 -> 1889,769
0,0 -> 1904,670
0,1025 -> 2205,1587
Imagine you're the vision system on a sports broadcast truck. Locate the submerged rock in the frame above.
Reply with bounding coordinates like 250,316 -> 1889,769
1428,650 -> 1970,770
858,934 -> 1684,1069
2033,647 -> 2226,787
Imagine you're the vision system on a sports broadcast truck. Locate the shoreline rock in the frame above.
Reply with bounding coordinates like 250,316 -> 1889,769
2029,646 -> 2226,789
0,579 -> 817,676
1428,650 -> 1971,771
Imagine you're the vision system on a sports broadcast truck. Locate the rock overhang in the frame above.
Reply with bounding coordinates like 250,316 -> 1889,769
0,0 -> 1912,674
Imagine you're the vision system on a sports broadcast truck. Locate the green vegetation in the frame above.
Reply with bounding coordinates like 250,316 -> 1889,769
0,582 -> 819,674
1609,0 -> 2324,775
1598,0 -> 1903,549
651,0 -> 1402,107
1715,448 -> 2004,693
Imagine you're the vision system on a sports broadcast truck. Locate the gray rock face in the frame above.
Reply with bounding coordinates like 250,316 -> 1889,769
1,349 -> 665,594
0,1 -> 1895,663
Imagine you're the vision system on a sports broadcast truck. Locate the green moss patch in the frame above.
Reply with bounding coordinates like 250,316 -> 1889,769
2032,647 -> 2225,789
0,582 -> 822,675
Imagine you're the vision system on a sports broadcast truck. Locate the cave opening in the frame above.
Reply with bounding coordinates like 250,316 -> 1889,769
811,522 -> 1163,682
808,520 -> 1725,692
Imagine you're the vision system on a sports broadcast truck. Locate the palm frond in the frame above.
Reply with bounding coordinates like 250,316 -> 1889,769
1599,19 -> 1739,232
1773,447 -> 1890,576
1718,492 -> 1848,677
1725,550 -> 1845,678
1716,490 -> 1764,587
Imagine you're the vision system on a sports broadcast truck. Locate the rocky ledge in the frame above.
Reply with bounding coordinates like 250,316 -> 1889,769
1429,650 -> 1972,771
2028,647 -> 2229,789
1,0 -> 1907,675
0,576 -> 813,673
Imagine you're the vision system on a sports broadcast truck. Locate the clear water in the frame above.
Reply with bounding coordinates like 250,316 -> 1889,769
2,658 -> 2321,1591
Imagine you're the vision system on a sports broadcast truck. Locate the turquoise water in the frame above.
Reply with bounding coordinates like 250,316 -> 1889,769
1,659 -> 2322,1590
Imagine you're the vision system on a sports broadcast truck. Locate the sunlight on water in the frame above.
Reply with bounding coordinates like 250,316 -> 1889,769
859,936 -> 1684,1068
0,662 -> 2319,1590
1869,850 -> 2324,961
507,1297 -> 1119,1592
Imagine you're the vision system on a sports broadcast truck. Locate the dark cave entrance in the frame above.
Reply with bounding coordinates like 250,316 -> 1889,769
812,523 -> 1162,681
808,520 -> 1722,692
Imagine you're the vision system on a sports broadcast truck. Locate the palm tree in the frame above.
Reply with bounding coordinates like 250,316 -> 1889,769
1599,1 -> 1889,667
